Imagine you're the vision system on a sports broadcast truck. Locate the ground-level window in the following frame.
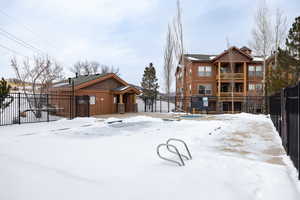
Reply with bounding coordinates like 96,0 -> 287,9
198,84 -> 212,95
255,83 -> 263,90
222,102 -> 242,112
249,83 -> 262,91
113,96 -> 117,104
198,66 -> 212,77
249,83 -> 255,90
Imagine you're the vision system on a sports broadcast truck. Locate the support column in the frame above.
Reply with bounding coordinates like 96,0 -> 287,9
133,94 -> 136,104
118,94 -> 125,114
119,94 -> 123,104
218,62 -> 221,97
243,62 -> 247,112
243,62 -> 247,96
132,94 -> 138,112
218,62 -> 221,113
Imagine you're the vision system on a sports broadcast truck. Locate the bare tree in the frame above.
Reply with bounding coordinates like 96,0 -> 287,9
70,60 -> 119,76
100,64 -> 120,75
70,61 -> 83,76
11,56 -> 64,118
90,61 -> 100,74
173,0 -> 184,64
173,0 -> 185,110
71,60 -> 90,76
273,8 -> 288,68
249,0 -> 273,111
163,24 -> 174,112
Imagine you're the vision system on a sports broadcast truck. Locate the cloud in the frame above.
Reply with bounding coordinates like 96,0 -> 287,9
0,0 -> 299,90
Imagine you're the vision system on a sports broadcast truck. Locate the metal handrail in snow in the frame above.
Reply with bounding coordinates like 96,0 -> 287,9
157,143 -> 185,166
166,138 -> 192,160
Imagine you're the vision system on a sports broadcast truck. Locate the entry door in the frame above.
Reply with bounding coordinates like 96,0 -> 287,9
75,96 -> 90,117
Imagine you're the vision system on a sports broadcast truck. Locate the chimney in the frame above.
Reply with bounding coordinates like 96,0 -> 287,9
68,77 -> 72,85
75,72 -> 78,78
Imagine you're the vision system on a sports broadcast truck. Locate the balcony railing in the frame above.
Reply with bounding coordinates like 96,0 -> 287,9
220,92 -> 244,97
218,73 -> 244,79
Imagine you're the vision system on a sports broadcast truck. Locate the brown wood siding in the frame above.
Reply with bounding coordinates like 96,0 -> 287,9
214,50 -> 251,63
82,78 -> 123,90
76,89 -> 115,115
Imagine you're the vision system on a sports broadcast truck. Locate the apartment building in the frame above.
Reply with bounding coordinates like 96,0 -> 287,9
175,46 -> 264,113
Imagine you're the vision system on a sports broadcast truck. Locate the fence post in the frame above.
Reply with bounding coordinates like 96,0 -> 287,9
46,94 -> 49,122
160,97 -> 162,113
69,95 -> 72,120
155,96 -> 157,112
18,93 -> 21,125
298,81 -> 300,180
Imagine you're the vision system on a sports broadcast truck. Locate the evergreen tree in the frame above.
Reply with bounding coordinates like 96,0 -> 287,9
285,16 -> 300,79
141,63 -> 159,110
267,49 -> 296,94
267,16 -> 300,94
0,77 -> 13,110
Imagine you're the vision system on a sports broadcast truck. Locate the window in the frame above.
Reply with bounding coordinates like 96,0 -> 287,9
177,72 -> 183,80
249,66 -> 255,76
90,96 -> 96,104
198,66 -> 212,77
249,83 -> 262,91
249,65 -> 263,77
249,83 -> 255,90
256,66 -> 262,77
198,84 -> 212,95
189,68 -> 192,75
256,83 -> 263,90
189,84 -> 192,94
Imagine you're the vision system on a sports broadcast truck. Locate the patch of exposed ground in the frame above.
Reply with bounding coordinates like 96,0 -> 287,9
217,118 -> 286,166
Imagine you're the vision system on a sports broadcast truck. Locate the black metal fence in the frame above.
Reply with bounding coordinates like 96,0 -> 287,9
0,93 -> 72,126
139,95 -> 267,114
137,96 -> 176,113
269,82 -> 299,179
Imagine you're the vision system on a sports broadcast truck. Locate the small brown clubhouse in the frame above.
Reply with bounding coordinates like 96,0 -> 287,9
49,73 -> 141,117
175,46 -> 264,113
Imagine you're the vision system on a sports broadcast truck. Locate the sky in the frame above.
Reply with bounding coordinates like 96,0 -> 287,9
0,0 -> 299,92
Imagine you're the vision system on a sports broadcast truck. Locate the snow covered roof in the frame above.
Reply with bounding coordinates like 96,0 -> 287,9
253,56 -> 264,62
185,54 -> 216,61
112,86 -> 130,91
52,82 -> 69,88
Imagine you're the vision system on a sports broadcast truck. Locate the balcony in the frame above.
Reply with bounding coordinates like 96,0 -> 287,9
217,73 -> 244,80
220,92 -> 244,97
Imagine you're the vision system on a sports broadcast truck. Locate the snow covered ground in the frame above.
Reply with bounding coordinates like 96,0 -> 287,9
0,113 -> 299,200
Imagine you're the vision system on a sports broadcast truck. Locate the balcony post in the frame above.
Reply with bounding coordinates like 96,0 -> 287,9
243,62 -> 247,96
218,62 -> 221,97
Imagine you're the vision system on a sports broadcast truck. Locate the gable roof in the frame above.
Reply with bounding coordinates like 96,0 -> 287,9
211,46 -> 253,62
75,73 -> 128,90
51,73 -> 141,94
51,73 -> 108,89
52,73 -> 128,90
72,73 -> 108,86
240,46 -> 252,51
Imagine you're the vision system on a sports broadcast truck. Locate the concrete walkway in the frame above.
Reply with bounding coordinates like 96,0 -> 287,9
95,112 -> 286,166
